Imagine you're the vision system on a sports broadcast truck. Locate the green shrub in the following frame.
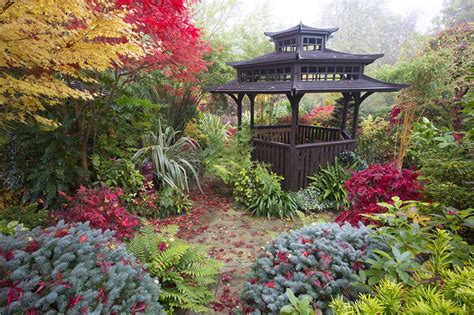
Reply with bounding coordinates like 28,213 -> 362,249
248,190 -> 300,219
280,288 -> 316,315
233,162 -> 298,218
360,198 -> 473,287
4,123 -> 83,208
355,115 -> 394,164
127,224 -> 222,313
91,155 -> 144,200
0,221 -> 162,314
0,203 -> 47,229
129,187 -> 192,218
296,152 -> 367,213
133,122 -> 201,192
307,159 -> 350,211
198,112 -> 229,146
408,118 -> 473,209
331,265 -> 474,314
202,124 -> 252,184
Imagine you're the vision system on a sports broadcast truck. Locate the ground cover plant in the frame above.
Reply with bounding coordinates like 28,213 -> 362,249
241,222 -> 376,313
0,221 -> 162,314
127,224 -> 222,313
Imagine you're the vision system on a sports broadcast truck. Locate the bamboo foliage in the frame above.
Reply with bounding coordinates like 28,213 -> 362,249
394,102 -> 417,168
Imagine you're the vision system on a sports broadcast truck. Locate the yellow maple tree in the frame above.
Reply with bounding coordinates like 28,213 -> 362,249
0,0 -> 144,126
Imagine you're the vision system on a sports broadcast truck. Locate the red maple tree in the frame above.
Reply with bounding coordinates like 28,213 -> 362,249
116,0 -> 211,87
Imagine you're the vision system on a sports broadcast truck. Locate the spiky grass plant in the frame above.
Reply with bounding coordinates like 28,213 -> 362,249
133,122 -> 201,192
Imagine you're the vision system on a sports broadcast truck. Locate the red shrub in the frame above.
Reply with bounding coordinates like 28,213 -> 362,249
303,105 -> 335,126
277,114 -> 313,125
55,186 -> 139,240
335,163 -> 423,225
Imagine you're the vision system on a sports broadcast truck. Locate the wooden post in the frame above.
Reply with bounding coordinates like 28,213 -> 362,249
287,92 -> 304,191
227,93 -> 245,130
248,93 -> 256,129
351,92 -> 361,139
341,92 -> 350,132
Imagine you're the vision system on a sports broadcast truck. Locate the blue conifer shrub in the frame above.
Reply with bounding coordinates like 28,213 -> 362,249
0,221 -> 163,314
241,223 -> 375,314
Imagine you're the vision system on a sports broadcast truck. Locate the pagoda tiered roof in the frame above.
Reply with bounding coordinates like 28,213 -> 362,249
208,23 -> 407,94
264,23 -> 339,38
228,49 -> 385,68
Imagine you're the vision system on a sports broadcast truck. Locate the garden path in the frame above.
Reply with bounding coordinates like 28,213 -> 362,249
152,178 -> 334,314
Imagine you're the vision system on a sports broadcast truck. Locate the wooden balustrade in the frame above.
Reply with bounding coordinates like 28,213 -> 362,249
251,125 -> 355,189
294,139 -> 355,188
251,138 -> 292,187
254,124 -> 343,144
297,125 -> 342,143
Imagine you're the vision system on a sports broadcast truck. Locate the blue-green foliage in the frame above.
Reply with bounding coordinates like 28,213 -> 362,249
0,221 -> 162,314
241,223 -> 376,314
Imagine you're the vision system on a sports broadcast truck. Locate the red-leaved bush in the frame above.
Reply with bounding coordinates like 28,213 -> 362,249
55,186 -> 139,240
335,164 -> 423,225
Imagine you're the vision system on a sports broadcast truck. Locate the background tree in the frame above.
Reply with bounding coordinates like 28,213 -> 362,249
316,0 -> 419,66
433,0 -> 474,29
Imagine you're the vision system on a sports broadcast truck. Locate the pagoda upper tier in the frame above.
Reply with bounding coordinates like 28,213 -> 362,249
209,23 -> 407,94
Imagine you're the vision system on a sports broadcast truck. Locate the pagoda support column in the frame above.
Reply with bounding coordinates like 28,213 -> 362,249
227,93 -> 245,130
351,92 -> 361,139
341,92 -> 351,136
248,93 -> 256,129
350,91 -> 374,139
287,92 -> 304,191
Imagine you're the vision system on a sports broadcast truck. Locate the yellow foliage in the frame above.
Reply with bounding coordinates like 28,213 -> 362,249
0,0 -> 144,126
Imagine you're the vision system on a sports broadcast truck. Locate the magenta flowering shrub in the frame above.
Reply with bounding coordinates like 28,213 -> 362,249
55,186 -> 140,240
241,223 -> 376,314
0,221 -> 162,314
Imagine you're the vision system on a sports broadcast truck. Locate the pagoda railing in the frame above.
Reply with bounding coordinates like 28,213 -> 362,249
251,125 -> 355,189
254,124 -> 343,144
251,139 -> 292,187
297,125 -> 342,143
293,140 -> 355,188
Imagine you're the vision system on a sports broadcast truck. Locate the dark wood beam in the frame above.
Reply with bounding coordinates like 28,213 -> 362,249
351,92 -> 361,139
341,92 -> 351,132
247,93 -> 257,129
360,91 -> 374,104
286,92 -> 304,191
227,93 -> 245,130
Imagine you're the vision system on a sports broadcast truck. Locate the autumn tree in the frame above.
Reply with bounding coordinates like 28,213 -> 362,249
0,0 -> 143,127
1,0 -> 211,207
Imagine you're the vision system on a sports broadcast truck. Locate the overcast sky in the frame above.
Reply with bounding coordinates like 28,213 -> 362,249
237,0 -> 444,33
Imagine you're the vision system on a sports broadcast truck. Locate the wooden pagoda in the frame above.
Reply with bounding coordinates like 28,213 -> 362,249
208,23 -> 407,190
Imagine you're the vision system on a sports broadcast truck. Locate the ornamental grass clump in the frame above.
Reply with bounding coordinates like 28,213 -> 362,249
0,221 -> 162,314
241,222 -> 377,314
